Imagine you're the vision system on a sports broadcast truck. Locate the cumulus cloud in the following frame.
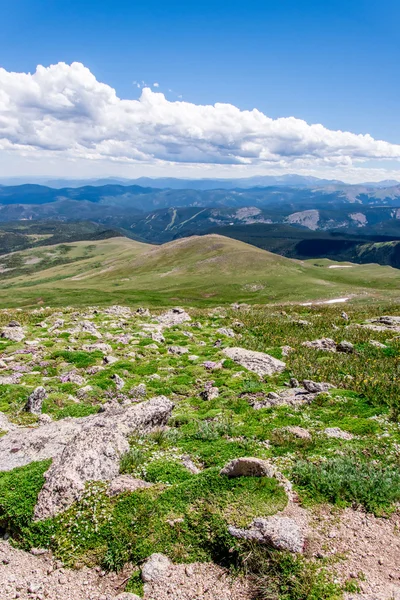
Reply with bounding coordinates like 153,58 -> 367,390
1,61 -> 400,169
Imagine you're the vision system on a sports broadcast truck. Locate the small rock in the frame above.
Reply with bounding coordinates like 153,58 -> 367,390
341,311 -> 349,320
112,374 -> 125,390
1,326 -> 25,342
103,355 -> 118,365
222,347 -> 286,377
141,553 -> 172,583
220,457 -> 275,478
303,380 -> 332,393
199,381 -> 219,401
302,338 -> 337,352
115,593 -> 142,600
168,346 -> 189,355
285,426 -> 311,440
151,332 -> 165,344
25,386 -> 47,414
181,455 -> 201,474
336,340 -> 354,353
217,327 -> 235,338
324,427 -> 354,440
289,377 -> 299,388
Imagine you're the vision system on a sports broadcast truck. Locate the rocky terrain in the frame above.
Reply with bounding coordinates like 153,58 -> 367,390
0,302 -> 399,599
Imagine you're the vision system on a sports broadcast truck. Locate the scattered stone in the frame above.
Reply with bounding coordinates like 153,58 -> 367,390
200,381 -> 219,401
107,475 -> 152,497
324,427 -> 354,440
24,387 -> 46,414
217,327 -> 235,338
181,455 -> 201,474
59,371 -> 86,386
302,338 -> 337,352
77,385 -> 93,399
285,426 -> 312,440
82,342 -> 112,353
38,414 -> 52,426
168,346 -> 189,355
229,516 -> 305,553
222,347 -> 286,377
369,340 -> 387,348
103,355 -> 118,365
281,345 -> 294,356
302,380 -> 332,393
151,331 -> 165,344
7,320 -> 21,327
156,308 -> 191,328
141,553 -> 172,583
336,340 -> 354,353
220,457 -> 275,478
289,377 -> 299,388
188,354 -> 199,361
130,383 -> 147,399
1,327 -> 25,342
115,593 -> 142,600
341,311 -> 349,320
0,412 -> 15,433
202,360 -> 223,370
136,307 -> 151,316
112,374 -> 125,390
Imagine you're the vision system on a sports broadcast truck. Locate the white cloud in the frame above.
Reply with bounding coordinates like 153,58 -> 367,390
153,82 -> 159,87
1,61 -> 400,173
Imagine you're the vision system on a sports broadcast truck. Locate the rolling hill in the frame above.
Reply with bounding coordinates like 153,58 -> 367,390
0,234 -> 399,308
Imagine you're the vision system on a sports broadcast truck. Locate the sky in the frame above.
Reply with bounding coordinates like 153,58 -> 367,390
0,0 -> 400,183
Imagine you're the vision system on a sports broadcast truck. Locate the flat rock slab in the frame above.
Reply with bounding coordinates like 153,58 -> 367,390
229,516 -> 305,553
222,347 -> 286,377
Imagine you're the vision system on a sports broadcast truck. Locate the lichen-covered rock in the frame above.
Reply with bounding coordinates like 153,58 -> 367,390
141,553 -> 172,583
156,308 -> 191,328
217,327 -> 235,338
25,386 -> 46,414
302,380 -> 332,393
336,340 -> 354,353
222,347 -> 286,377
228,516 -> 305,553
302,338 -> 337,352
199,381 -> 219,401
220,457 -> 275,478
33,396 -> 173,519
168,345 -> 189,355
324,427 -> 354,440
1,326 -> 25,342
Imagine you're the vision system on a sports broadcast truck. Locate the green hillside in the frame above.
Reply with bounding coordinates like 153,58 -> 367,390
0,234 -> 400,308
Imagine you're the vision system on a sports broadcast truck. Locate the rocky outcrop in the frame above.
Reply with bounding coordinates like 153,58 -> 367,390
156,308 -> 191,328
222,347 -> 286,377
302,338 -> 337,352
32,396 -> 173,519
228,516 -> 305,553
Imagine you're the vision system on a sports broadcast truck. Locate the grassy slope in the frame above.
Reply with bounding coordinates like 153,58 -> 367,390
0,234 -> 400,308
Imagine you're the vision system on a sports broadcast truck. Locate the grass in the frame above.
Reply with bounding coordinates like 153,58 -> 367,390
292,455 -> 400,514
0,300 -> 399,598
0,235 -> 400,308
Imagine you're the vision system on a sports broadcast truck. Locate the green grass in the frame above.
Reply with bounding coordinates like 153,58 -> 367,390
0,235 -> 400,308
292,455 -> 400,514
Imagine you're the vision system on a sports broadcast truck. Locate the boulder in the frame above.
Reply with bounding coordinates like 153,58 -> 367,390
302,338 -> 337,352
228,516 -> 305,553
25,386 -> 47,414
220,457 -> 275,478
156,308 -> 191,328
1,326 -> 25,342
107,475 -> 153,497
302,380 -> 332,394
217,327 -> 235,338
222,347 -> 286,377
141,553 -> 172,583
336,340 -> 354,353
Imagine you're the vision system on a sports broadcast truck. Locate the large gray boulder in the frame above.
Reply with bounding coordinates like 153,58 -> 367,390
229,516 -> 305,553
141,553 -> 172,583
222,347 -> 286,377
32,396 -> 173,520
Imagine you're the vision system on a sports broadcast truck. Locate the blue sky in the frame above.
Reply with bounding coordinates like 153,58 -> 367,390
0,0 -> 399,181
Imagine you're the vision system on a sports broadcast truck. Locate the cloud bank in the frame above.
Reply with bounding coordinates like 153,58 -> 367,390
1,61 -> 400,171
